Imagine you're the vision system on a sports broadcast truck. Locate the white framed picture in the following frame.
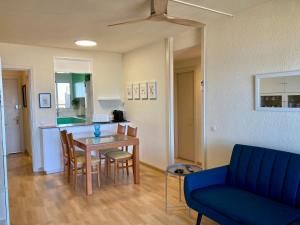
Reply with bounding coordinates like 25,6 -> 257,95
133,83 -> 140,100
140,82 -> 148,99
148,81 -> 157,99
126,84 -> 133,100
39,93 -> 51,108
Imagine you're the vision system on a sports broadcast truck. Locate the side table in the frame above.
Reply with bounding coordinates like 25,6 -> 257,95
165,163 -> 201,212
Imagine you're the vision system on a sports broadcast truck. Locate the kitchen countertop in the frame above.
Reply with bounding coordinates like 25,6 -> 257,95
39,120 -> 129,129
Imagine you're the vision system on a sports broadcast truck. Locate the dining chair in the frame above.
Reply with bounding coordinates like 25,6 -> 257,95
60,130 -> 85,181
106,126 -> 137,184
59,130 -> 71,181
67,133 -> 101,189
99,124 -> 126,175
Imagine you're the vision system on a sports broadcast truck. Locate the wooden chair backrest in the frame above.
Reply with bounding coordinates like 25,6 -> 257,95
60,130 -> 69,159
126,126 -> 137,152
127,126 -> 137,137
67,133 -> 76,164
117,124 -> 126,135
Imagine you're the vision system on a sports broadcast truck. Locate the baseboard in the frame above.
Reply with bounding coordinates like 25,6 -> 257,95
44,168 -> 64,175
140,161 -> 165,173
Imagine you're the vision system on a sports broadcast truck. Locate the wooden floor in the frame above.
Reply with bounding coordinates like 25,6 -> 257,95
7,154 -> 217,225
175,158 -> 198,165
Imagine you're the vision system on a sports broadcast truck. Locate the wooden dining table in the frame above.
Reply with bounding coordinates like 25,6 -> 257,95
73,134 -> 140,195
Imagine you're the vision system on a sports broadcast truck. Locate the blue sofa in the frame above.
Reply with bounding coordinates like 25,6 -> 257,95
184,144 -> 300,225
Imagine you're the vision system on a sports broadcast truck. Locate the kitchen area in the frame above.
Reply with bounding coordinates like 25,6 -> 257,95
40,57 -> 128,174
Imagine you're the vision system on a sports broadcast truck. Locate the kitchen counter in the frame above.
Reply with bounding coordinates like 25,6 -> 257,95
39,120 -> 130,174
39,120 -> 129,129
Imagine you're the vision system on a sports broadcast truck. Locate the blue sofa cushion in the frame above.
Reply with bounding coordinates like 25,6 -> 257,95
227,144 -> 300,208
191,185 -> 300,225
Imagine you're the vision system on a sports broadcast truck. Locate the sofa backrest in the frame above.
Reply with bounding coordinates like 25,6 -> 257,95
227,144 -> 300,208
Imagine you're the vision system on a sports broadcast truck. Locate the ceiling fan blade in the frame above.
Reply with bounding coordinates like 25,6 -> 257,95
170,0 -> 233,17
164,15 -> 204,27
108,17 -> 151,27
151,0 -> 168,15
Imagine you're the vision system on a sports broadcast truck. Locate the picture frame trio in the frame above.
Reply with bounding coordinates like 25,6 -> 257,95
127,81 -> 157,100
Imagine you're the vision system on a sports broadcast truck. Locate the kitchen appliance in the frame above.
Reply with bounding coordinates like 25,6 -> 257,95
92,114 -> 110,123
112,110 -> 125,122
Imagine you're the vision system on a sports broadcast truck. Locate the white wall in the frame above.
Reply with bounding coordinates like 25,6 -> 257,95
123,40 -> 169,170
174,29 -> 202,52
206,0 -> 300,168
0,42 -> 123,171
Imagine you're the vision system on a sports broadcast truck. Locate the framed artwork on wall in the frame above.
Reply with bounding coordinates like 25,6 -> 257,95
127,84 -> 133,100
148,81 -> 157,99
133,83 -> 140,100
140,82 -> 148,99
39,93 -> 51,108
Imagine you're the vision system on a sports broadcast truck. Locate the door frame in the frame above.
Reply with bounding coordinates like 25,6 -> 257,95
0,58 -> 10,224
174,68 -> 197,163
2,65 -> 36,171
166,26 -> 207,168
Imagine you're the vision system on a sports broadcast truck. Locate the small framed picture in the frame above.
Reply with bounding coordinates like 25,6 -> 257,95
127,84 -> 133,100
39,93 -> 51,108
133,83 -> 140,100
140,82 -> 148,99
148,81 -> 157,99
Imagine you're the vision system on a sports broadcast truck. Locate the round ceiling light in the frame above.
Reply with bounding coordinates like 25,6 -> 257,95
75,40 -> 97,47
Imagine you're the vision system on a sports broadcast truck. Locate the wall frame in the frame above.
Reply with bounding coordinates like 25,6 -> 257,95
39,93 -> 51,108
255,70 -> 300,112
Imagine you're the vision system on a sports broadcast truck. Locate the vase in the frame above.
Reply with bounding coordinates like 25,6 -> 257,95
94,124 -> 101,137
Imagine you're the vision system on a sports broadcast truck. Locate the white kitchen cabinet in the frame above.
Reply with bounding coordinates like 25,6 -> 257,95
40,128 -> 62,174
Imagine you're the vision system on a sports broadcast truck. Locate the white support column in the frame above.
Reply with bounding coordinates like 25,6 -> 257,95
0,57 -> 10,225
166,37 -> 175,166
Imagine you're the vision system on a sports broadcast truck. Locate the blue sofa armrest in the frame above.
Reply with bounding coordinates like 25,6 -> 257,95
184,166 -> 229,205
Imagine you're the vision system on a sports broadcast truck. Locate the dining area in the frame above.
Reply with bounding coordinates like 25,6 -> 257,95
59,124 -> 140,195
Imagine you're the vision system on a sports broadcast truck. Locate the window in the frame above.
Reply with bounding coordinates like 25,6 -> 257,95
56,83 -> 71,108
74,82 -> 86,98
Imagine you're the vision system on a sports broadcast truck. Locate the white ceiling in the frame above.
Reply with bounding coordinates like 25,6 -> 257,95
0,0 -> 269,53
174,45 -> 201,62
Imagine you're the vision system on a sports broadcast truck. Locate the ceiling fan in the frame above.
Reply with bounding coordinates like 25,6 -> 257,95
108,0 -> 233,27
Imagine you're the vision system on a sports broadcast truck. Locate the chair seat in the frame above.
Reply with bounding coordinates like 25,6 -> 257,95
76,155 -> 100,166
106,151 -> 132,160
191,185 -> 300,225
75,150 -> 84,156
101,148 -> 121,155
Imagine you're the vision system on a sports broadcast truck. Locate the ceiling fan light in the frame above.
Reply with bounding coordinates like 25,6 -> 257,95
75,40 -> 97,47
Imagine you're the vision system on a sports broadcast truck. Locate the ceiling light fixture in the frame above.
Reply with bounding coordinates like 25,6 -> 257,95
75,40 -> 97,47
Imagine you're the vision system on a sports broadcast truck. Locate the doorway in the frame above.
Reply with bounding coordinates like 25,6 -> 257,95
176,71 -> 195,162
3,79 -> 22,154
2,70 -> 32,156
173,45 -> 202,166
